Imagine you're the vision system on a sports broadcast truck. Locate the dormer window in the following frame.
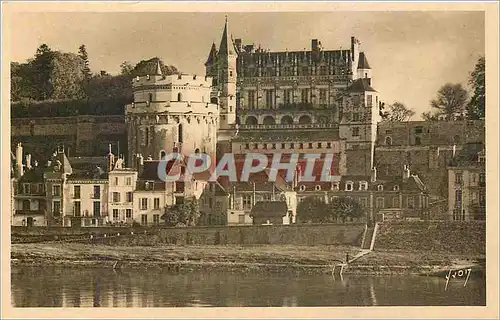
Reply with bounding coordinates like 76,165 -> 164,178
359,181 -> 368,191
345,181 -> 353,191
377,184 -> 384,191
299,185 -> 306,192
146,74 -> 150,80
315,185 -> 321,191
393,185 -> 400,192
331,182 -> 339,191
145,181 -> 154,191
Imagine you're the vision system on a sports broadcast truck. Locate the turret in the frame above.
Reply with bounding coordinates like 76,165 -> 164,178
357,52 -> 372,83
217,16 -> 237,129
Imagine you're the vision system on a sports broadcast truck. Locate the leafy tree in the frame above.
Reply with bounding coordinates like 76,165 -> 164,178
427,83 -> 469,121
467,57 -> 485,120
120,61 -> 134,75
50,52 -> 86,100
131,57 -> 179,77
161,197 -> 201,227
330,197 -> 363,223
382,102 -> 415,122
421,111 -> 439,121
78,45 -> 91,81
11,62 -> 36,101
31,44 -> 55,100
297,196 -> 332,223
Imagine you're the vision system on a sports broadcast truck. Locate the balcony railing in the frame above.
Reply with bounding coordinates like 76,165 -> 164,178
240,123 -> 338,130
15,209 -> 46,215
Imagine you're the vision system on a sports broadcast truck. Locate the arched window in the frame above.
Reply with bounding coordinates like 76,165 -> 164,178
177,93 -> 182,102
178,124 -> 183,143
159,150 -> 166,160
245,116 -> 258,125
377,184 -> 384,191
315,185 -> 322,191
194,148 -> 200,154
263,116 -> 276,125
210,97 -> 218,104
280,115 -> 293,125
298,115 -> 312,124
299,185 -> 306,191
385,136 -> 392,145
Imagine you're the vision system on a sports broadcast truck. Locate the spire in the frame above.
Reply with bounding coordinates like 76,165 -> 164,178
357,52 -> 371,69
155,59 -> 162,75
205,42 -> 218,65
218,16 -> 235,56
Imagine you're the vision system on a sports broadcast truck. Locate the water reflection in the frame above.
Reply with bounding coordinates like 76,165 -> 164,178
11,266 -> 485,307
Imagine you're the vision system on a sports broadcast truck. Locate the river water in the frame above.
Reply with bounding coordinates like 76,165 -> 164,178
11,266 -> 485,307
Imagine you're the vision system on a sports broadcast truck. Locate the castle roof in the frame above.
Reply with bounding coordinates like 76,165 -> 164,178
205,42 -> 218,66
349,78 -> 377,93
218,17 -> 235,56
357,52 -> 371,69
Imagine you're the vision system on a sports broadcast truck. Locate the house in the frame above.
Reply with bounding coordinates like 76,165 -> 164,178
250,201 -> 290,225
447,143 -> 485,221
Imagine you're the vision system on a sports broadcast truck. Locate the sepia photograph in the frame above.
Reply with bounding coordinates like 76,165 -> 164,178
2,1 -> 499,318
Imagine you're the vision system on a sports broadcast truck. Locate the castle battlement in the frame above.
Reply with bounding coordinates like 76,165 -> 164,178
133,73 -> 213,89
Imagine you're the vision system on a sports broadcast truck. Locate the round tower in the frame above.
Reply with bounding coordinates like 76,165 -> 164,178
125,61 -> 219,167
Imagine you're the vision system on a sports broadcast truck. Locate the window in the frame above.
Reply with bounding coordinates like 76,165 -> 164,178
367,95 -> 373,107
74,201 -> 81,216
141,214 -> 148,225
272,143 -> 276,149
359,182 -> 368,191
308,143 -> 313,149
415,137 -> 421,145
126,192 -> 133,203
317,142 -> 322,148
114,177 -> 119,186
93,186 -> 101,199
385,129 -> 392,134
126,209 -> 132,219
301,89 -> 310,103
299,143 -> 304,149
455,172 -> 463,184
393,185 -> 400,191
352,127 -> 360,137
392,197 -> 400,208
153,214 -> 160,225
93,201 -> 101,217
327,142 -> 332,149
112,192 -> 120,203
22,200 -> 30,210
53,185 -> 61,196
377,185 -> 384,191
141,198 -> 148,210
154,198 -> 160,210
229,70 -> 233,77
320,66 -> 328,75
178,124 -> 183,143
301,67 -> 309,76
244,143 -> 249,149
243,195 -> 253,210
385,136 -> 392,145
148,93 -> 153,102
290,143 -> 295,149
319,89 -> 327,103
22,183 -> 30,194
254,143 -> 259,149
283,89 -> 292,104
376,197 -> 385,208
331,182 -> 339,191
415,126 -> 423,134
248,90 -> 256,109
113,209 -> 119,219
177,92 -> 182,102
265,90 -> 275,108
315,185 -> 322,191
407,196 -> 415,209
352,113 -> 360,122
175,182 -> 185,193
53,201 -> 61,216
281,143 -> 286,149
74,186 -> 81,199
299,185 -> 306,191
345,182 -> 353,191
352,197 -> 364,208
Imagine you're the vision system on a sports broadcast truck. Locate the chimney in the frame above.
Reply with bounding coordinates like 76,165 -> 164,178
16,143 -> 23,177
25,154 -> 32,170
311,39 -> 319,51
136,154 -> 144,176
403,165 -> 410,180
452,144 -> 456,158
371,167 -> 377,182
107,144 -> 115,172
234,38 -> 242,52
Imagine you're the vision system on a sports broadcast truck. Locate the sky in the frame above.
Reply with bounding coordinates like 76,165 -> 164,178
9,11 -> 484,119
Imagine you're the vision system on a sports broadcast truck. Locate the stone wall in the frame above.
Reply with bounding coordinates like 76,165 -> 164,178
375,221 -> 485,255
12,223 -> 366,246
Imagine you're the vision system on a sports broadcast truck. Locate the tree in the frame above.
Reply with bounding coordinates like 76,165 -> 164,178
383,102 -> 415,122
421,111 -> 439,121
428,83 -> 469,121
330,197 -> 363,223
467,57 -> 485,120
31,44 -> 55,100
50,52 -> 86,100
78,45 -> 91,81
120,61 -> 134,75
161,197 -> 201,227
297,196 -> 332,223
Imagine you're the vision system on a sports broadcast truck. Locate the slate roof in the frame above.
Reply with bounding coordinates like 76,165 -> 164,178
348,78 -> 377,93
357,52 -> 371,69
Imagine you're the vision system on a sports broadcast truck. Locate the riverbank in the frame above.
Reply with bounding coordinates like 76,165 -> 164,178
11,243 -> 485,276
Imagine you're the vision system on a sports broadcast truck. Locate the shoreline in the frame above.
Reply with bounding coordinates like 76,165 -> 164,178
11,243 -> 485,276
